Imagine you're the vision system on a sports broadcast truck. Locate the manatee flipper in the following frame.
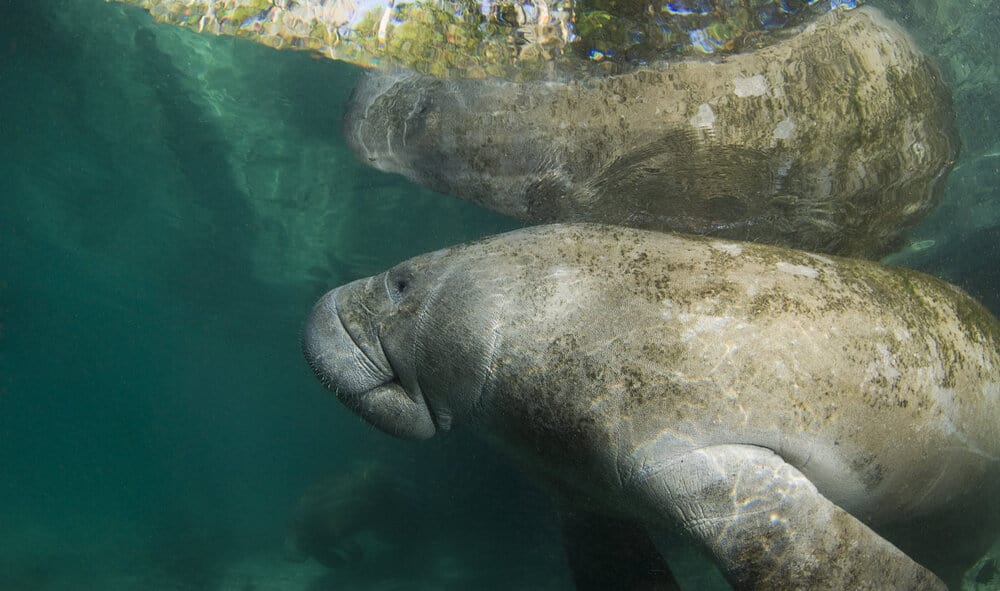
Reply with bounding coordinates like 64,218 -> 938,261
559,507 -> 680,591
633,444 -> 946,591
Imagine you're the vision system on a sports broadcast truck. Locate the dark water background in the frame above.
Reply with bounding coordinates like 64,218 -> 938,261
1,0 -> 998,589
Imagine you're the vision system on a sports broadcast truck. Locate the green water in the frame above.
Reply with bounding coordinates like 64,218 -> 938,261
1,0 -> 998,589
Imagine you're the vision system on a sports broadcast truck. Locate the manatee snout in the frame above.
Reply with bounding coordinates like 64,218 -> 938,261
344,72 -> 443,177
303,280 -> 437,440
345,74 -> 557,219
302,285 -> 392,398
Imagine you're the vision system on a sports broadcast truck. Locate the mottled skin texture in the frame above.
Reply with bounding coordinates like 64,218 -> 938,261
303,224 -> 1000,590
346,7 -> 958,259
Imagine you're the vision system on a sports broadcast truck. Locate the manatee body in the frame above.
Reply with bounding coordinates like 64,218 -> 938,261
346,7 -> 958,259
303,224 -> 1000,589
285,463 -> 420,569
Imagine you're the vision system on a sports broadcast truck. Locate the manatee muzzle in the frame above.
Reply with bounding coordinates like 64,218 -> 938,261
302,286 -> 436,440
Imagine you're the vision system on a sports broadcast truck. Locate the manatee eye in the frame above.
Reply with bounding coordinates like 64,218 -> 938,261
387,268 -> 413,304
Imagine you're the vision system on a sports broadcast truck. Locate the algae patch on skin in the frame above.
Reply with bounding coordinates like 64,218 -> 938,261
773,118 -> 796,140
734,74 -> 768,97
712,242 -> 743,257
776,261 -> 819,279
690,103 -> 716,129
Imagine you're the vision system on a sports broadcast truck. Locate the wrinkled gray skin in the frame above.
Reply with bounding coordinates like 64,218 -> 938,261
345,7 -> 958,259
303,224 -> 1000,590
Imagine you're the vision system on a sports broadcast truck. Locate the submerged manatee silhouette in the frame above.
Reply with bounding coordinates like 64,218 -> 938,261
285,463 -> 420,570
303,223 -> 1000,590
346,7 -> 958,258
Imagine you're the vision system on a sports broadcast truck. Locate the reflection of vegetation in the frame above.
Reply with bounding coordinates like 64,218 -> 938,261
118,0 -> 859,77
576,11 -> 611,40
573,0 -> 845,63
353,0 -> 520,77
347,0 -> 572,77
227,0 -> 270,24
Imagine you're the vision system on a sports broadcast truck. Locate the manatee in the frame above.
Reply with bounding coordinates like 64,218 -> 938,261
285,463 -> 421,570
302,223 -> 1000,590
346,7 -> 959,258
965,543 -> 1000,591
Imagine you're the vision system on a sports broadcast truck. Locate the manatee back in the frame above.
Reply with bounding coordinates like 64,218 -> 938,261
346,8 -> 958,258
464,225 -> 1000,520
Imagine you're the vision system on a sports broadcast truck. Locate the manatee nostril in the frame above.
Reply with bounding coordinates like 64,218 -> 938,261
395,278 -> 409,293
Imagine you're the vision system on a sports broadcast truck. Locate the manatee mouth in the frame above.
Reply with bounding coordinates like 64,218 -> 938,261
302,285 -> 436,440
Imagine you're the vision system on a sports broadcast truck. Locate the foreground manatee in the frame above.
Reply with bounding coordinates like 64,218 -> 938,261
347,7 -> 958,258
303,224 -> 1000,589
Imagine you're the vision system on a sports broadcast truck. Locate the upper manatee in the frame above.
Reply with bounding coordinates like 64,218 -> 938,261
346,7 -> 958,258
303,223 -> 1000,589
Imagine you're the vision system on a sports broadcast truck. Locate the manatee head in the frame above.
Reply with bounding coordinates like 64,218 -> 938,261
303,240 -> 520,440
344,71 -> 572,220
